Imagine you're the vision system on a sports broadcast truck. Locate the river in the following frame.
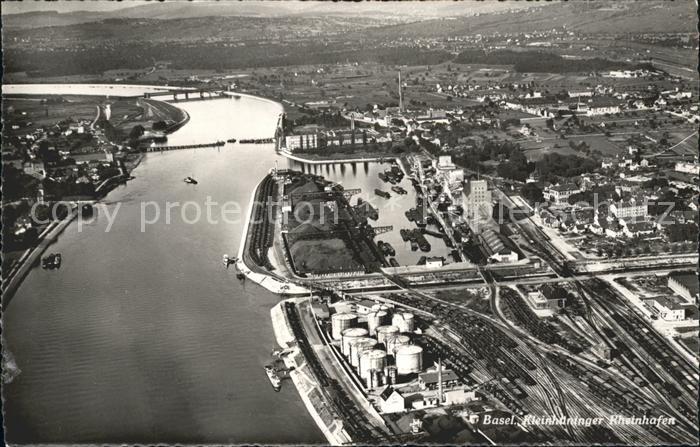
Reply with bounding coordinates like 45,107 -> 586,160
1,86 -> 450,443
1,90 -> 323,444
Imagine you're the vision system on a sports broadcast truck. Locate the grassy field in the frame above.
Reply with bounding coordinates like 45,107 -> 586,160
2,96 -> 101,131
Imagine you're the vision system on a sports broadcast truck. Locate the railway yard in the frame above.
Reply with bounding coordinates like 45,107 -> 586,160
247,159 -> 698,445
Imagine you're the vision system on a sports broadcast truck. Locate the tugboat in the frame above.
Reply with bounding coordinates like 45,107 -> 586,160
264,365 -> 282,391
223,254 -> 239,267
41,253 -> 61,269
391,186 -> 408,195
184,176 -> 198,185
374,189 -> 390,199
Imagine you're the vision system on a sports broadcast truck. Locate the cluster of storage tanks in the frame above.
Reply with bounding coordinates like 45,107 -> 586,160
330,302 -> 423,389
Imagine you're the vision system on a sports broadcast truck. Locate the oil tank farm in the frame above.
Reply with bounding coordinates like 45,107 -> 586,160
385,334 -> 411,356
360,349 -> 387,380
395,344 -> 423,375
391,312 -> 415,333
331,312 -> 358,340
350,337 -> 378,368
367,310 -> 389,335
376,325 -> 400,346
341,327 -> 369,355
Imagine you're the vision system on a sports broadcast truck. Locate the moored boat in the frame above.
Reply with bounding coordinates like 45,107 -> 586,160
264,365 -> 281,391
374,189 -> 390,199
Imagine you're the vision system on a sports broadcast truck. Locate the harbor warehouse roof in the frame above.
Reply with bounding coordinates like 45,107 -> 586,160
669,271 -> 699,297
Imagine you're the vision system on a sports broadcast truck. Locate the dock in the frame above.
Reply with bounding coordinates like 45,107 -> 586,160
143,141 -> 225,152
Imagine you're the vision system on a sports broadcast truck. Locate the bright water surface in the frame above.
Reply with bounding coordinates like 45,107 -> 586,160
2,86 -> 449,443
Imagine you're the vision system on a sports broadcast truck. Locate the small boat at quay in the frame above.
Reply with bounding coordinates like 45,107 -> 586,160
265,365 -> 281,391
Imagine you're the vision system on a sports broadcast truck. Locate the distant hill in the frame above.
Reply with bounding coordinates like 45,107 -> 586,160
1,1 -> 545,28
362,0 -> 697,38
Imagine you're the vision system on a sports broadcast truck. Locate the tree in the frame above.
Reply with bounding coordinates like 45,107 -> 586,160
521,183 -> 544,204
129,125 -> 145,140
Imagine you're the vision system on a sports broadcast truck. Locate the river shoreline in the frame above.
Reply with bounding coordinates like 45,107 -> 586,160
2,207 -> 80,309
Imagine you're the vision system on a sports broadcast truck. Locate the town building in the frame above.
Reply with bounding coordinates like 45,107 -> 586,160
568,90 -> 593,98
545,183 -> 581,204
586,97 -> 622,116
425,257 -> 445,268
609,199 -> 648,220
379,386 -> 405,413
675,161 -> 700,175
648,296 -> 686,321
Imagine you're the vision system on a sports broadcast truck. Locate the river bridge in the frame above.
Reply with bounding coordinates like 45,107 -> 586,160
144,88 -> 227,101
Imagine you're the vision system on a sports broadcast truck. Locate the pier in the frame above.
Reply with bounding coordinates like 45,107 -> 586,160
143,141 -> 226,152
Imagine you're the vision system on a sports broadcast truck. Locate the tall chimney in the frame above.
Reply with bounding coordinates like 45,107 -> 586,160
437,358 -> 443,405
398,70 -> 404,113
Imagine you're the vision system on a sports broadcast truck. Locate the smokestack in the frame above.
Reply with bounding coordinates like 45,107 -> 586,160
398,71 -> 404,113
437,358 -> 443,405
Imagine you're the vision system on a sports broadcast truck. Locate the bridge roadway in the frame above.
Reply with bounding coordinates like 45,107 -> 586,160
143,88 -> 227,100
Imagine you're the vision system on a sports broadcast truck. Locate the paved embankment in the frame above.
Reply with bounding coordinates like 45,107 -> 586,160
270,300 -> 346,445
2,207 -> 79,308
236,175 -> 309,295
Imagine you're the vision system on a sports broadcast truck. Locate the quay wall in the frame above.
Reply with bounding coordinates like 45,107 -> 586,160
270,301 -> 344,445
2,207 -> 80,308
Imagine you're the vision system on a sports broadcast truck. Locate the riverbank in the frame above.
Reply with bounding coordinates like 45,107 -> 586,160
278,148 -> 394,165
236,173 -> 309,295
2,206 -> 80,309
270,300 -> 345,445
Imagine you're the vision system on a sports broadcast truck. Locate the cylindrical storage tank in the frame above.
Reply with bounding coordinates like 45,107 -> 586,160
395,344 -> 423,375
359,349 -> 387,379
376,325 -> 400,346
331,312 -> 357,340
392,312 -> 415,333
367,310 -> 389,335
386,334 -> 411,356
350,337 -> 377,368
386,365 -> 398,385
341,327 -> 368,356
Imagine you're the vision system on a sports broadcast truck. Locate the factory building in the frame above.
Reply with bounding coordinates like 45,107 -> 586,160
668,271 -> 699,303
478,229 -> 519,264
462,179 -> 491,218
418,369 -> 460,391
